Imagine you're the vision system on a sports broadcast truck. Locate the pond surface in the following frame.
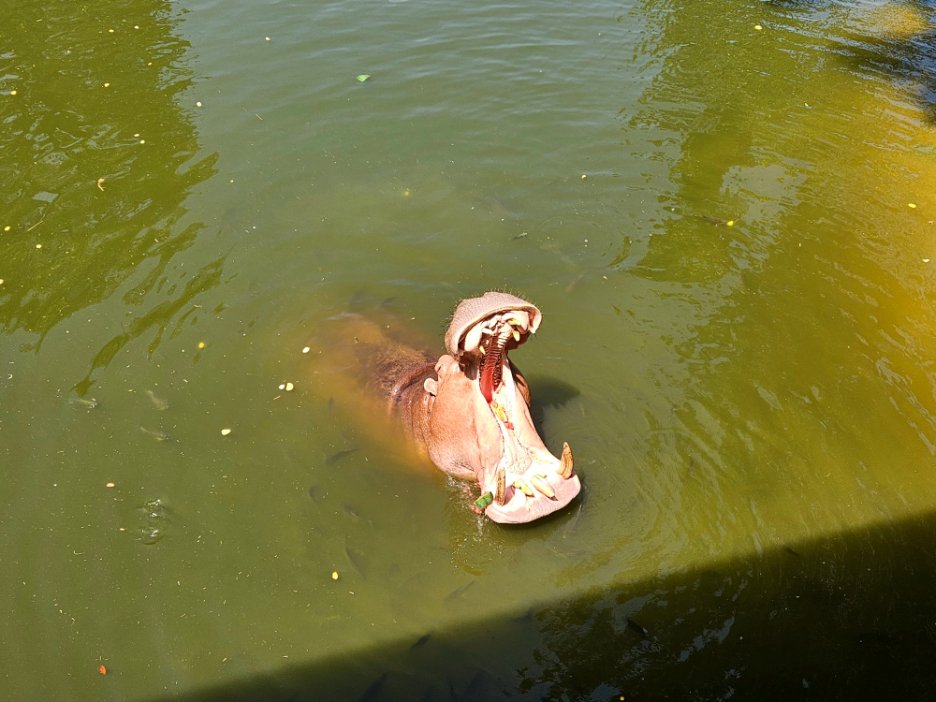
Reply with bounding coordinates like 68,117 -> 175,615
3,0 -> 936,699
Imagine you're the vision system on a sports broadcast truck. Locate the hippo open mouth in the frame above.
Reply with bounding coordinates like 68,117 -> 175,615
441,293 -> 581,524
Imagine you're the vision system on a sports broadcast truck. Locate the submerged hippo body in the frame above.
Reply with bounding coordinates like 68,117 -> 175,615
314,292 -> 580,524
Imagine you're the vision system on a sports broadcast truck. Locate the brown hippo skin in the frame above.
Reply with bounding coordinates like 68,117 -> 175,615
386,291 -> 581,524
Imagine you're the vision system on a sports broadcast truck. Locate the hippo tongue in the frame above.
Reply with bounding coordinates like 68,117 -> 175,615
479,334 -> 507,403
480,359 -> 496,403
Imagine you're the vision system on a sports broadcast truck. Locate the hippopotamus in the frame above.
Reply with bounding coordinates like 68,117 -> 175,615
310,291 -> 581,524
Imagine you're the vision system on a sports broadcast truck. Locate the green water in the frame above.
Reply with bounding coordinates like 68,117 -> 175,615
3,0 -> 936,699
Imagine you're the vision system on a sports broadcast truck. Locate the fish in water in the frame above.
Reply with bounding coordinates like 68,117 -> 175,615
146,389 -> 169,411
410,633 -> 431,650
69,397 -> 99,409
326,448 -> 359,465
140,426 -> 173,442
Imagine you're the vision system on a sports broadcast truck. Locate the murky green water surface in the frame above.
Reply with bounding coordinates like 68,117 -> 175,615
3,0 -> 936,699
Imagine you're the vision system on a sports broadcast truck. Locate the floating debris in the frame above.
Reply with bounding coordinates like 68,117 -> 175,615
331,570 -> 339,581
220,428 -> 232,436
302,346 -> 310,354
356,74 -> 371,83
105,482 -> 116,489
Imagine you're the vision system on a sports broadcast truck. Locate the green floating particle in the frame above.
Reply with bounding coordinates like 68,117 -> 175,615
356,74 -> 371,83
474,492 -> 493,510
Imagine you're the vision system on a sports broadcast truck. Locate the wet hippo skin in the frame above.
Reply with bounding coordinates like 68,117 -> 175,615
312,292 -> 581,524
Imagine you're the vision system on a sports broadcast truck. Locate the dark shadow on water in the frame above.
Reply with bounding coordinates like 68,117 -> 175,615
527,375 -> 581,412
145,510 -> 936,702
783,0 -> 936,125
527,374 -> 582,438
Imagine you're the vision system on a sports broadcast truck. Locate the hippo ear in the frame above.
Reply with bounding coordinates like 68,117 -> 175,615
423,377 -> 439,396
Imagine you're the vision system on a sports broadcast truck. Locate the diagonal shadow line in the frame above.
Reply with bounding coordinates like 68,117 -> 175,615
142,508 -> 936,702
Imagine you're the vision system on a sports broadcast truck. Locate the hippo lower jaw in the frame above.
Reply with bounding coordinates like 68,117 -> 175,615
478,369 -> 581,524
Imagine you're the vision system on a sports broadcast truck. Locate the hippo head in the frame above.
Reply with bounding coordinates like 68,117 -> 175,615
424,292 -> 581,524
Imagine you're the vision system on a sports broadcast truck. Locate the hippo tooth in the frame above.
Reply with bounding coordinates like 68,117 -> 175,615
494,466 -> 507,505
513,477 -> 534,497
512,329 -> 521,342
530,475 -> 556,500
504,310 -> 530,331
558,441 -> 574,479
463,323 -> 485,353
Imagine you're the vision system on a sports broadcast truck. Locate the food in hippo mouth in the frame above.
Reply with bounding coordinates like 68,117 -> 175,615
475,441 -> 575,511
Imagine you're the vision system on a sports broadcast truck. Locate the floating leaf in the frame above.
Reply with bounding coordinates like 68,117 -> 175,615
356,74 -> 371,83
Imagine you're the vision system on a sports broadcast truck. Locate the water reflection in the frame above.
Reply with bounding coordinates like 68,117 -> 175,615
0,1 -> 218,363
836,1 -> 936,122
621,0 -> 936,558
0,6 -> 220,696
